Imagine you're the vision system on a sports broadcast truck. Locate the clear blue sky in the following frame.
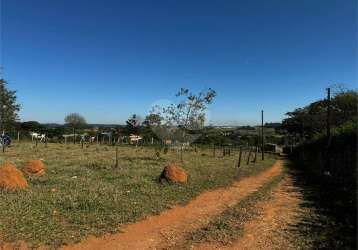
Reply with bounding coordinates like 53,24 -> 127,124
1,0 -> 357,125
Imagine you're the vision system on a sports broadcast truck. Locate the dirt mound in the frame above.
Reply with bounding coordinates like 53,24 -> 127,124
0,163 -> 28,190
23,160 -> 46,176
160,164 -> 188,183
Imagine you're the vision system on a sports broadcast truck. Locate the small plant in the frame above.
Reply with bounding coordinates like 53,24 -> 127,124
163,146 -> 168,154
215,220 -> 229,230
155,150 -> 161,159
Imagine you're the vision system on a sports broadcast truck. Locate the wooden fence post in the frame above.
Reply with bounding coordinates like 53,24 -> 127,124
252,146 -> 258,163
246,146 -> 252,165
237,146 -> 242,168
115,146 -> 119,168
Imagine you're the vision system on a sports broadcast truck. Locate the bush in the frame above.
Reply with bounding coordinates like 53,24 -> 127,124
291,120 -> 357,188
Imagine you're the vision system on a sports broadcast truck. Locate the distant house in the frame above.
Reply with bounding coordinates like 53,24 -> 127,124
163,139 -> 172,145
129,134 -> 142,144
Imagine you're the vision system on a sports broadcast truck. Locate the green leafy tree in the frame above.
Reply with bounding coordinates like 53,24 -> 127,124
0,79 -> 20,132
282,89 -> 357,139
141,111 -> 162,143
21,121 -> 44,132
125,114 -> 142,135
64,113 -> 87,144
143,113 -> 162,127
64,113 -> 87,129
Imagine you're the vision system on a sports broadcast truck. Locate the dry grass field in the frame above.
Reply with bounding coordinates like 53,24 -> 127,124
0,142 -> 275,248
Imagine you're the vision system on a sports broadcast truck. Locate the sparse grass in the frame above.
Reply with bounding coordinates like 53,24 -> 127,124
0,142 -> 276,248
186,172 -> 285,246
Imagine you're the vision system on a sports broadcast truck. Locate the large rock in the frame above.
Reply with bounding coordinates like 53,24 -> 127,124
0,163 -> 28,190
23,160 -> 46,176
160,164 -> 188,184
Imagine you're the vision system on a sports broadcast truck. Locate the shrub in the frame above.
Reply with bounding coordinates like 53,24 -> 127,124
291,120 -> 357,188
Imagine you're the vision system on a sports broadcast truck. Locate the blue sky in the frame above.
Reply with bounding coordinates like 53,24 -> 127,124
1,0 -> 357,125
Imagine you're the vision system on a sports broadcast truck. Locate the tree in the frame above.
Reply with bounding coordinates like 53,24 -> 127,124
143,113 -> 162,127
0,79 -> 20,132
282,89 -> 357,139
125,114 -> 142,135
163,88 -> 216,130
161,88 -> 217,161
140,108 -> 164,143
64,113 -> 87,144
64,113 -> 87,129
21,121 -> 44,132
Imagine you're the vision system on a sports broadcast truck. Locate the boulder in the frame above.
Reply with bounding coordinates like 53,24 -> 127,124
160,164 -> 188,184
24,160 -> 46,176
0,163 -> 28,190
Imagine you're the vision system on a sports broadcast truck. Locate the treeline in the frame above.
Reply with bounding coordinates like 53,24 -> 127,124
283,89 -> 357,187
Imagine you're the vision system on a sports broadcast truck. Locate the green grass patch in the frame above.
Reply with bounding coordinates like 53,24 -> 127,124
0,143 -> 276,248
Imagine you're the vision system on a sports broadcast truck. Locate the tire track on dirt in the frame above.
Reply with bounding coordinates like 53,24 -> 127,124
62,160 -> 284,250
192,175 -> 302,250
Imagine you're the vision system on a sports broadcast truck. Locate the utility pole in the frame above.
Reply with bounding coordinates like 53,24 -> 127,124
326,88 -> 331,172
261,110 -> 264,160
326,88 -> 331,143
237,146 -> 242,168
